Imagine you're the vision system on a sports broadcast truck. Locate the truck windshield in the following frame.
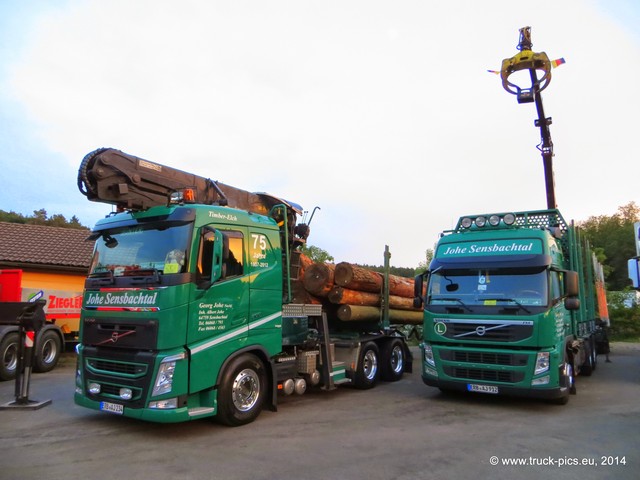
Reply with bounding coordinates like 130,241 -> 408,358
89,223 -> 192,276
427,268 -> 548,308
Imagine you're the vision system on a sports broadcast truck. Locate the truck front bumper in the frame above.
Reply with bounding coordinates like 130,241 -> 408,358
421,375 -> 569,400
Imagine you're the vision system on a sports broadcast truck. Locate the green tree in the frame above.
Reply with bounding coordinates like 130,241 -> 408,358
300,244 -> 334,263
579,201 -> 639,290
0,209 -> 88,229
417,248 -> 434,273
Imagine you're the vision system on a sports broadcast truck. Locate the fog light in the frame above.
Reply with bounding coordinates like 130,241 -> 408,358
149,398 -> 178,409
424,366 -> 438,377
88,382 -> 101,394
475,216 -> 487,227
532,375 -> 550,386
119,388 -> 133,400
489,215 -> 500,226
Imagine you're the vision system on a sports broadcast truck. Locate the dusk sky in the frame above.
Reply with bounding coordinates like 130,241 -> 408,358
1,0 -> 638,267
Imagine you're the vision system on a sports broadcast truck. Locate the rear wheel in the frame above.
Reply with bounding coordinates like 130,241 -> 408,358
354,342 -> 379,389
0,333 -> 19,381
34,330 -> 62,373
580,340 -> 595,377
380,338 -> 405,382
217,354 -> 266,427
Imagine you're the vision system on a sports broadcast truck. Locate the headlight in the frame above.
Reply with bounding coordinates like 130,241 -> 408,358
423,344 -> 436,367
152,360 -> 177,396
534,352 -> 550,375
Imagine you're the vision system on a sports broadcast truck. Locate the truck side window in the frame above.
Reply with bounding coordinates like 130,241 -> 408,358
221,231 -> 244,278
197,229 -> 216,283
550,271 -> 563,304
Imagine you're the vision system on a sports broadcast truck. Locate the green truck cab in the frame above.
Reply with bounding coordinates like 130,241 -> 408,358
73,148 -> 412,425
414,210 -> 609,404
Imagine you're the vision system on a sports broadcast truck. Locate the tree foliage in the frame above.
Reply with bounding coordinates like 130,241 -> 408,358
0,209 -> 87,229
300,244 -> 334,263
579,201 -> 639,291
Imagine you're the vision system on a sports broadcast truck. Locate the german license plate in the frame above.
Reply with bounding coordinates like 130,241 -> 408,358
100,401 -> 124,414
467,383 -> 499,394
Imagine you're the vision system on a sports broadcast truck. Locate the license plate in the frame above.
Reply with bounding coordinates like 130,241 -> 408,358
100,401 -> 124,414
467,383 -> 499,394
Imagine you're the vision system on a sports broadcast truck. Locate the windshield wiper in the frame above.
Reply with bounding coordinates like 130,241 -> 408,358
430,297 -> 472,312
480,297 -> 531,314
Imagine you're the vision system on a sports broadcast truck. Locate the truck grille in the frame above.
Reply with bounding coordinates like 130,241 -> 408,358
87,358 -> 148,377
440,350 -> 528,366
437,319 -> 533,342
443,366 -> 524,384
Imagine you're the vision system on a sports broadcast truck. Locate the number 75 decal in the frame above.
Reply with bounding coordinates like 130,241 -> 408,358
252,234 -> 267,251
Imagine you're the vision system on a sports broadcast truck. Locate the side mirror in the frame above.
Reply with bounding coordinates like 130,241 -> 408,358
211,230 -> 224,282
564,297 -> 580,311
413,274 -> 424,308
564,270 -> 580,297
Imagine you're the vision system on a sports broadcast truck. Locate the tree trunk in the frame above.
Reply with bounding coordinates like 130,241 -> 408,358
329,287 -> 419,310
334,262 -> 415,297
301,262 -> 335,297
334,262 -> 382,293
336,304 -> 422,324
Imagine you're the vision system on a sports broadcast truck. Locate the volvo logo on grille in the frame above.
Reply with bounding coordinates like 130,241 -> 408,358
475,326 -> 486,336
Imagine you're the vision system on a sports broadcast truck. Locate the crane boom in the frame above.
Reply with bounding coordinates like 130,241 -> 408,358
78,148 -> 309,249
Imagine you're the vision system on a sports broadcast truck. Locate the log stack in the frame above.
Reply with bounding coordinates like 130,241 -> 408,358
299,260 -> 422,325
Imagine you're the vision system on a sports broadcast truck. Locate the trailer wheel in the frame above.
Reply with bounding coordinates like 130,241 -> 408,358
217,353 -> 266,427
380,338 -> 404,382
354,342 -> 379,389
580,338 -> 596,377
34,330 -> 62,373
0,332 -> 19,381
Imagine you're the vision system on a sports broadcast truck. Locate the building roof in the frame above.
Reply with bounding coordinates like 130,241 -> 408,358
0,222 -> 94,270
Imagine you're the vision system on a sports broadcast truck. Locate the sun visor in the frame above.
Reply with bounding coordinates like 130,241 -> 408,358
430,254 -> 552,271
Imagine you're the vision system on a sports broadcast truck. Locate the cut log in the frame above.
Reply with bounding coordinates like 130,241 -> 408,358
334,262 -> 382,293
387,275 -> 415,298
334,262 -> 415,297
328,287 -> 380,306
328,287 -> 420,311
336,304 -> 423,325
301,262 -> 335,297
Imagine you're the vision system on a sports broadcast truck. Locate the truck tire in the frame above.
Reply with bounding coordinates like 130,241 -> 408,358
217,353 -> 266,427
380,338 -> 404,382
354,342 -> 379,389
580,338 -> 596,377
553,359 -> 575,405
34,329 -> 62,373
0,332 -> 19,381
561,358 -> 577,395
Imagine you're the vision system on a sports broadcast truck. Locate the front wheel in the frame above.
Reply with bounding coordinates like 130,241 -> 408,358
217,353 -> 266,427
354,342 -> 379,389
34,330 -> 62,373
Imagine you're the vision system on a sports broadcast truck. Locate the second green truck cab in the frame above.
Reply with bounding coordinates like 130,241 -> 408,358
414,210 -> 609,404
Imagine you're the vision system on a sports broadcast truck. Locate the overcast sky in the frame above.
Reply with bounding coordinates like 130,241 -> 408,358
1,0 -> 638,267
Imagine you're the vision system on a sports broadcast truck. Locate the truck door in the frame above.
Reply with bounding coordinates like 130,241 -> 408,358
188,226 -> 249,392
